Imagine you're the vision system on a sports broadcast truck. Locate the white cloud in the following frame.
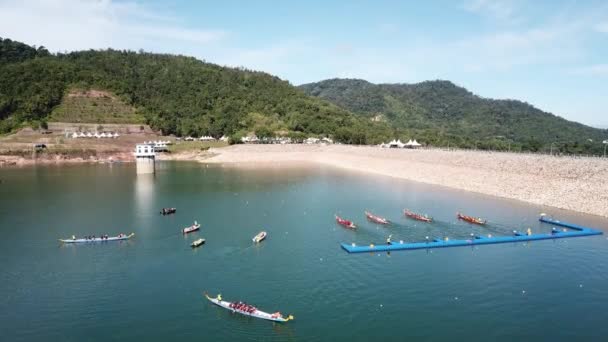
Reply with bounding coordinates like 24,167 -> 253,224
0,0 -> 226,52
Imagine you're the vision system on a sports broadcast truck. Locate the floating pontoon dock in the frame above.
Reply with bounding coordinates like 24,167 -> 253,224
340,217 -> 603,254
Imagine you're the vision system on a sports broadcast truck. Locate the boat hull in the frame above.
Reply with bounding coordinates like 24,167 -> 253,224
183,224 -> 201,234
205,294 -> 292,323
253,231 -> 267,243
457,214 -> 486,225
161,208 -> 176,215
365,212 -> 389,225
59,233 -> 134,243
404,210 -> 432,222
191,238 -> 205,248
335,215 -> 356,229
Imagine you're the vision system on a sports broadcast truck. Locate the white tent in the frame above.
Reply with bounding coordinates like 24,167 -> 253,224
388,139 -> 405,148
86,132 -> 93,138
219,135 -> 229,142
100,132 -> 107,138
113,132 -> 120,138
411,139 -> 421,148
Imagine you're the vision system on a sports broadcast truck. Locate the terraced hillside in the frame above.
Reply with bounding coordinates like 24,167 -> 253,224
49,89 -> 144,124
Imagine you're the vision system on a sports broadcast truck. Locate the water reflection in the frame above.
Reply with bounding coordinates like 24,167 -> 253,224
134,173 -> 155,216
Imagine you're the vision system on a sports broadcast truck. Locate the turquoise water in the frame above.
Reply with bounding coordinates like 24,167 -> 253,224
1,162 -> 607,341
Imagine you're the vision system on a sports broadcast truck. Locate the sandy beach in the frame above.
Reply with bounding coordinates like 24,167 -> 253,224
204,144 -> 608,218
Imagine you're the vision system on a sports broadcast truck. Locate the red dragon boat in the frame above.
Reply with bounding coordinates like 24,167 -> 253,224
335,215 -> 356,229
365,211 -> 390,225
403,209 -> 432,223
457,213 -> 487,225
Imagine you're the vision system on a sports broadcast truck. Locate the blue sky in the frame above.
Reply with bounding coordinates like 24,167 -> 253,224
0,0 -> 607,128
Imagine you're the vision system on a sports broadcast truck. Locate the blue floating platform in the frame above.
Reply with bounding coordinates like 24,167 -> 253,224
340,217 -> 603,254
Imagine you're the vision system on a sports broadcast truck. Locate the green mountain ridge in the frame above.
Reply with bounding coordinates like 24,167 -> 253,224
299,78 -> 607,153
0,37 -> 377,142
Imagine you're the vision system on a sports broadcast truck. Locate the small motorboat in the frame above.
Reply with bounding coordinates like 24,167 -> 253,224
191,238 -> 205,248
335,215 -> 356,229
59,233 -> 134,243
404,209 -> 432,223
183,221 -> 201,234
365,211 -> 390,225
204,293 -> 294,323
161,207 -> 177,215
457,213 -> 487,225
252,231 -> 267,243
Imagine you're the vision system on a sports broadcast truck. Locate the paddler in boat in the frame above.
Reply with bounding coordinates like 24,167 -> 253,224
72,235 -> 76,240
386,234 -> 392,245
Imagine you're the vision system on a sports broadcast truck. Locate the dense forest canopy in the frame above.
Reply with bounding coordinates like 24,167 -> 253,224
300,78 -> 608,154
0,38 -> 378,142
1,38 -> 606,154
0,37 -> 49,65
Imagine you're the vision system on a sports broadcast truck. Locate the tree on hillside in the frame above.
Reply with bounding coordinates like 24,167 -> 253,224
255,126 -> 274,141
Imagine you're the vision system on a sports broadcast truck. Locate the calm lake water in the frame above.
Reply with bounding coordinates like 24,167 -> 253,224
1,162 -> 607,341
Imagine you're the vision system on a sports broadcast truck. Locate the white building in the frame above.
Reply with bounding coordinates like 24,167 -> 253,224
153,141 -> 168,152
134,143 -> 156,174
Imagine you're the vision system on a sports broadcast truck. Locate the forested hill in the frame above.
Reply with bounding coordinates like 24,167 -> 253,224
0,38 -> 383,142
1,38 -> 606,153
300,78 -> 607,153
0,37 -> 49,64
